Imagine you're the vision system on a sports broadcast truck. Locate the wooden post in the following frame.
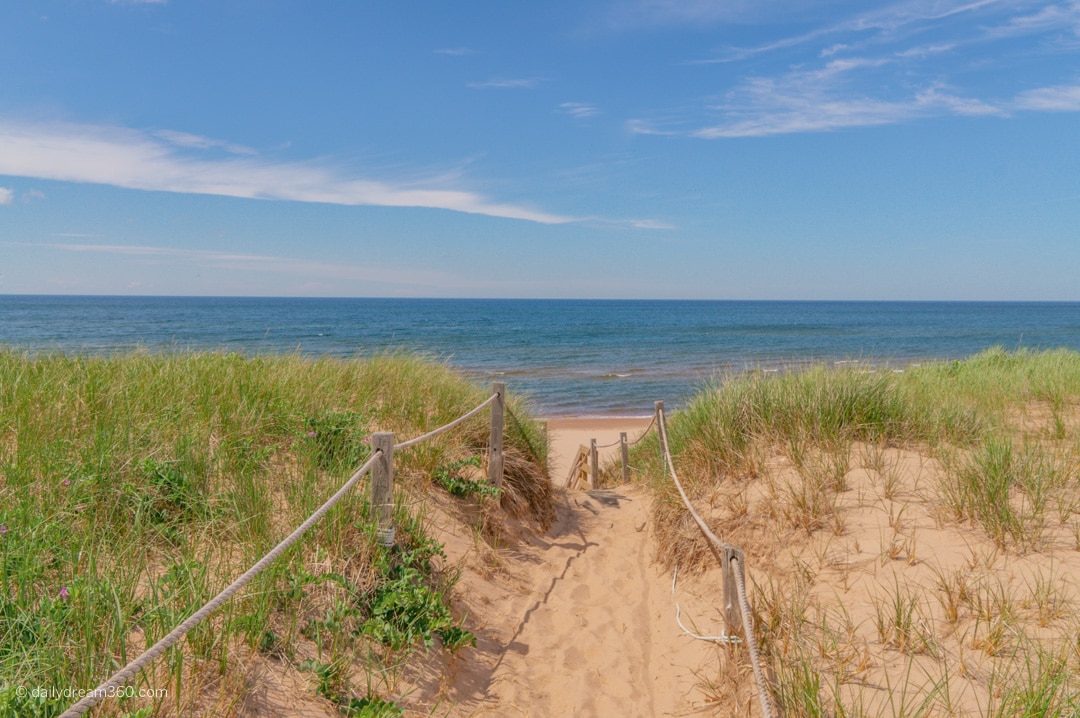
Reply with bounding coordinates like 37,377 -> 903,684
372,432 -> 395,547
620,432 -> 629,483
488,382 -> 505,488
722,546 -> 745,637
590,438 -> 598,489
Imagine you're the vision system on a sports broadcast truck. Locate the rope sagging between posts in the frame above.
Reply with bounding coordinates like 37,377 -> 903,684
396,392 -> 498,449
655,403 -> 778,718
60,391 -> 503,718
59,449 -> 383,718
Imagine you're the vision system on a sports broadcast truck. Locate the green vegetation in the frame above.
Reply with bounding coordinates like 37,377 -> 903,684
629,348 -> 1080,716
0,350 -> 548,716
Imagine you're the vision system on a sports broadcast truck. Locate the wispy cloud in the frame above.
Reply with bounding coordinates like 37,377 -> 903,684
153,129 -> 257,155
633,1 -> 1080,138
1014,83 -> 1080,110
435,47 -> 477,56
983,1 -> 1080,39
628,218 -> 676,230
467,77 -> 544,89
0,119 -> 573,224
559,102 -> 601,119
0,188 -> 13,206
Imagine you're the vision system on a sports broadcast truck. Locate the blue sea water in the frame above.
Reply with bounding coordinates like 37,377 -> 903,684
2,296 -> 1079,416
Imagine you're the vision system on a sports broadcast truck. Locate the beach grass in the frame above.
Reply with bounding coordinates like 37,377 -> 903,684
0,350 -> 549,716
629,347 -> 1080,715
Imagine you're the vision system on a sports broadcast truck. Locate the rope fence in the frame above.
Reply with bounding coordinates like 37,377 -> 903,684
63,383 -> 777,717
59,388 -> 505,718
654,401 -> 778,718
566,401 -> 776,716
567,412 -> 658,488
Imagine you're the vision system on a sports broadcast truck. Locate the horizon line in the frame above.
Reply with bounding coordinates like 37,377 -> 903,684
2,293 -> 1078,304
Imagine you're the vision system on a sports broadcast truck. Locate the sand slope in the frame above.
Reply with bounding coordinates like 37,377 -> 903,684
441,487 -> 720,717
421,420 -> 723,717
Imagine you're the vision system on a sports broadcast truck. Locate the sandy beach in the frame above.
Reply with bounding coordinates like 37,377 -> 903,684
543,416 -> 655,486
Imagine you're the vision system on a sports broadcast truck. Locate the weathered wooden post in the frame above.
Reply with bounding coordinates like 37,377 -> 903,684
722,545 -> 745,637
489,382 -> 505,488
372,432 -> 395,547
620,431 -> 629,483
590,438 -> 599,489
654,400 -> 665,430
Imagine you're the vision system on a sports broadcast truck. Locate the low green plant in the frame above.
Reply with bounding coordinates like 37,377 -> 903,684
342,695 -> 403,717
433,456 -> 499,499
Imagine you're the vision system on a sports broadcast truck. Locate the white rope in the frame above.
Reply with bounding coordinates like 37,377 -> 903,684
626,413 -> 657,446
60,450 -> 382,718
672,567 -> 741,644
61,392 -> 500,717
657,407 -> 777,718
396,392 -> 498,449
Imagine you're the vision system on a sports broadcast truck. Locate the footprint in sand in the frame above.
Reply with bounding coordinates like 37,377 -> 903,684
570,583 -> 591,602
562,645 -> 585,669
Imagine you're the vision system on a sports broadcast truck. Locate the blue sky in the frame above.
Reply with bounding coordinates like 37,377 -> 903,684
1,0 -> 1078,299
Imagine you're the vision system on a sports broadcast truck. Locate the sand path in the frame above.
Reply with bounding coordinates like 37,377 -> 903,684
437,421 -> 722,717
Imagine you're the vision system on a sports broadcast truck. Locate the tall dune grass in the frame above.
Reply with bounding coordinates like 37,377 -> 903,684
629,347 -> 1080,715
0,350 -> 549,716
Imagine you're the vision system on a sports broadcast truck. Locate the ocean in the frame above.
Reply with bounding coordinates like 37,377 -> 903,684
2,296 -> 1079,416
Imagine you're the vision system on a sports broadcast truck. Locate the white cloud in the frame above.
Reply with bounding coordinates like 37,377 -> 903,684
628,219 -> 676,230
153,129 -> 257,155
559,102 -> 601,119
895,43 -> 957,57
1014,83 -> 1080,110
984,1 -> 1080,39
0,188 -> 12,205
626,119 -> 675,135
467,78 -> 543,89
0,119 -> 573,224
435,47 -> 477,56
916,85 -> 1005,115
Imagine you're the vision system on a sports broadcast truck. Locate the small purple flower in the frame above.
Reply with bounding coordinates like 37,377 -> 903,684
63,479 -> 72,487
0,524 -> 6,535
307,431 -> 317,439
59,587 -> 69,600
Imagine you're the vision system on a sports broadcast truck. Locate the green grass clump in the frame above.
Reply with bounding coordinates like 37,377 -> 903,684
0,350 -> 548,716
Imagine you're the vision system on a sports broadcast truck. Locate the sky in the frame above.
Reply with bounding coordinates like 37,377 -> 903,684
1,0 -> 1079,300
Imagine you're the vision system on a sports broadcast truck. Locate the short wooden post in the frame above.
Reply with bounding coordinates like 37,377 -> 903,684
654,400 -> 665,435
372,432 -> 395,547
722,546 -> 745,636
488,382 -> 505,488
620,432 -> 629,483
590,438 -> 599,489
